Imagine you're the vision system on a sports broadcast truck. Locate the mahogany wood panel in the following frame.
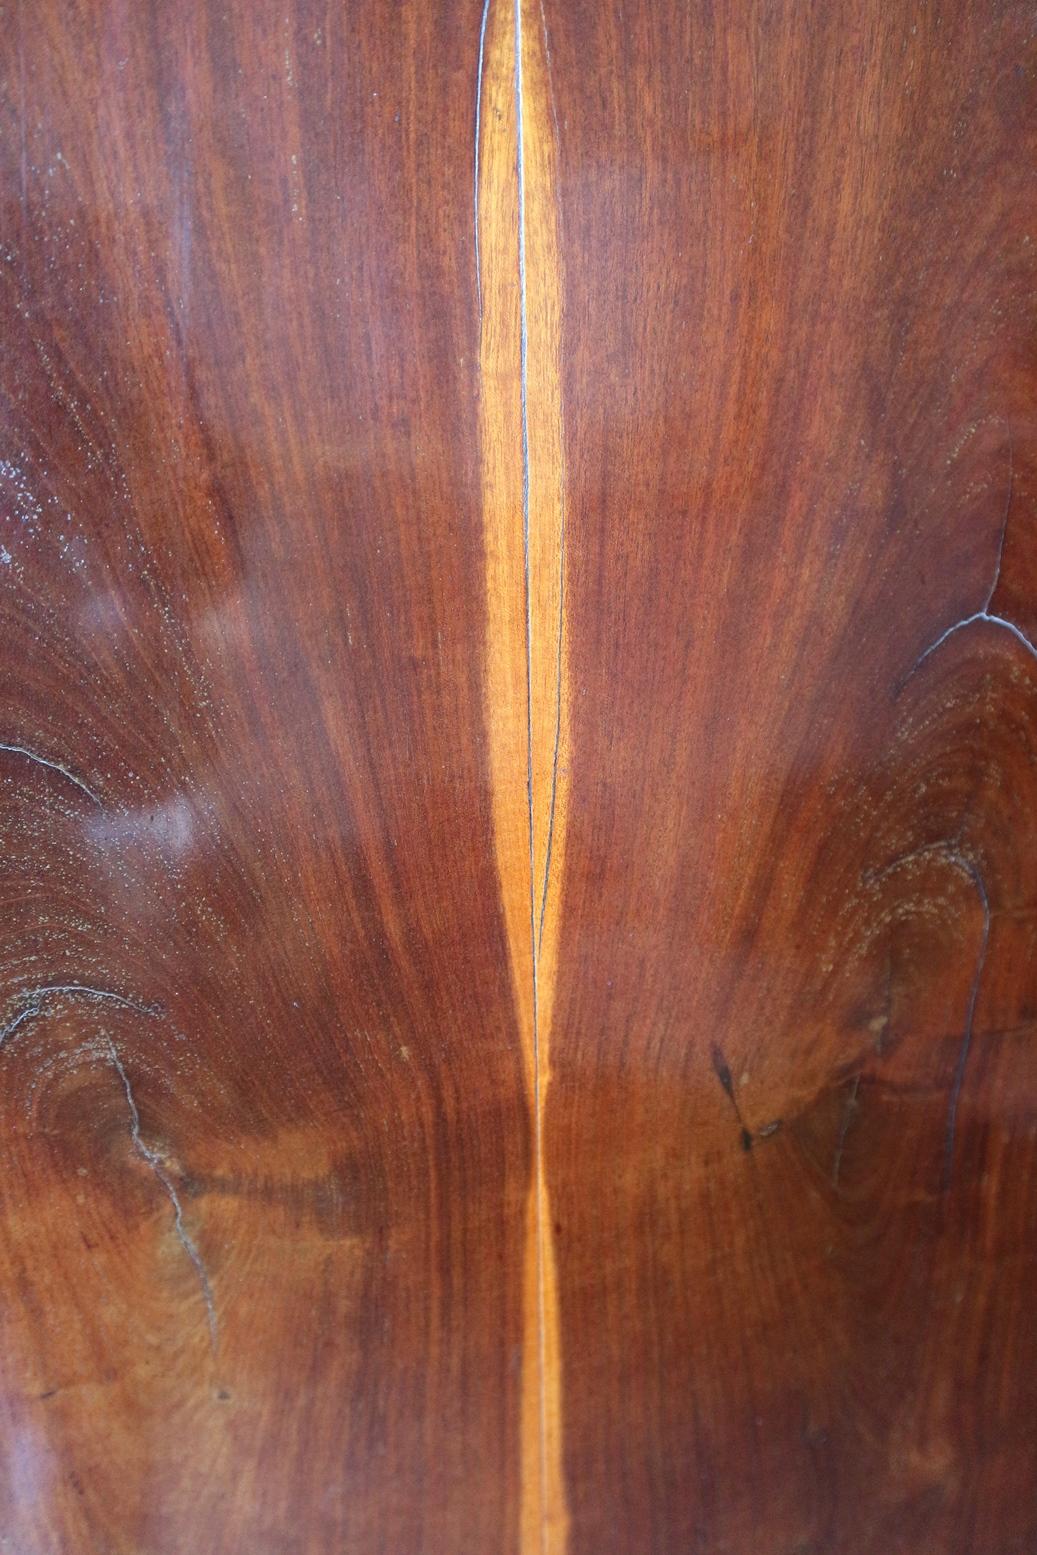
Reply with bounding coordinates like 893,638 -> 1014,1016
0,0 -> 1034,1551
543,2 -> 1037,1550
0,4 -> 528,1551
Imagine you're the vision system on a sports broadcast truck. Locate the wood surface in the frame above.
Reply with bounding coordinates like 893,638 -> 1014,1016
0,0 -> 1034,1550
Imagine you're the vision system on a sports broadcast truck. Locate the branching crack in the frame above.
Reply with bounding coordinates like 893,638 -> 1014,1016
910,610 -> 1037,676
0,983 -> 215,1346
105,1037 -> 218,1350
0,984 -> 159,1050
908,429 -> 1033,677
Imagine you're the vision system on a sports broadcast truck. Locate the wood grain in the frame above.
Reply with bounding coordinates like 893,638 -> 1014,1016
477,1 -> 569,1543
0,0 -> 1034,1550
542,0 -> 1037,1550
0,3 -> 529,1550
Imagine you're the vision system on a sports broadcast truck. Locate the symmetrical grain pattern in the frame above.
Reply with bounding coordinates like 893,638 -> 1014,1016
1,0 -> 1035,1551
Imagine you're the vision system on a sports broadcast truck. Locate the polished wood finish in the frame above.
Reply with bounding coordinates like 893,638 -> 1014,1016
0,0 -> 1034,1550
0,5 -> 528,1549
543,1 -> 1037,1547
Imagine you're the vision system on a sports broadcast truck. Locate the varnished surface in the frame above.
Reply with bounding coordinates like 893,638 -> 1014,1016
0,1 -> 1035,1550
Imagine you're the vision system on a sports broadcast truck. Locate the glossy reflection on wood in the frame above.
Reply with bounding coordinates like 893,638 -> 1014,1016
543,2 -> 1037,1550
0,0 -> 1035,1551
0,3 -> 528,1550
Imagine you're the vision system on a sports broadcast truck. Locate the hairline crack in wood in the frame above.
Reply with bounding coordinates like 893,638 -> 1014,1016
476,0 -> 570,1547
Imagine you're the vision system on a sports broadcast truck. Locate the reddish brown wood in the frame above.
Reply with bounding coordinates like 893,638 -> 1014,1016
0,0 -> 1034,1550
0,3 -> 528,1550
544,1 -> 1037,1550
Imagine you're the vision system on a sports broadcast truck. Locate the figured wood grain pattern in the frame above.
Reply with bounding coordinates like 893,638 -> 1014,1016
541,1 -> 1037,1551
0,0 -> 1035,1552
0,3 -> 531,1550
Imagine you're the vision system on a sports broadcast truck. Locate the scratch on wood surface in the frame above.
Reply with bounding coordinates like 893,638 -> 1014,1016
831,1073 -> 861,1188
0,743 -> 102,809
538,0 -> 561,144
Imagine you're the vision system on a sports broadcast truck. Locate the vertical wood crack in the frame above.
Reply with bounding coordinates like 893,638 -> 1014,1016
513,7 -> 550,1547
